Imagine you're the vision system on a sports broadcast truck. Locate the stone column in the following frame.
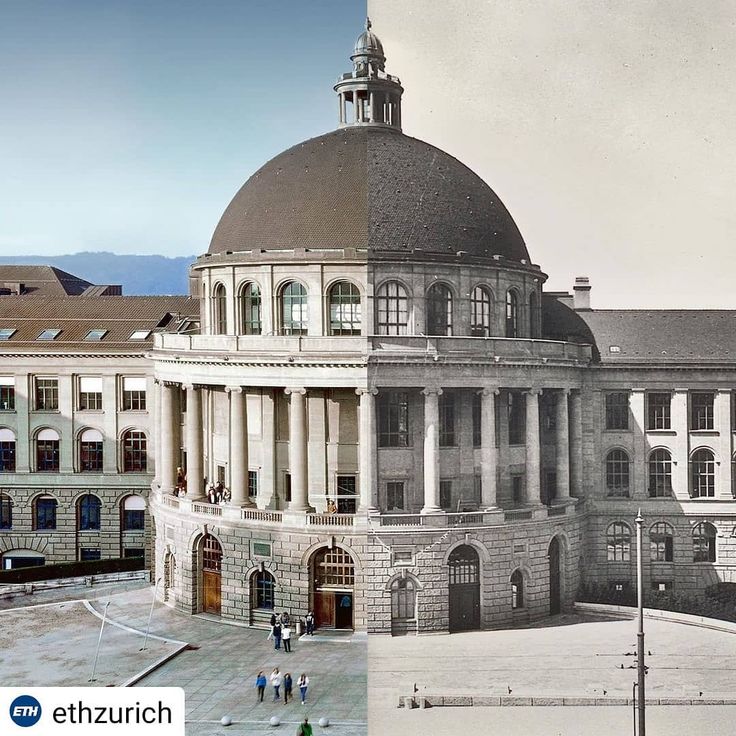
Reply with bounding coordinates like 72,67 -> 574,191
152,380 -> 161,486
570,391 -> 583,497
525,389 -> 542,504
357,388 -> 378,511
421,388 -> 443,514
285,388 -> 309,511
185,384 -> 204,500
227,386 -> 253,506
480,388 -> 499,509
555,389 -> 571,501
159,382 -> 177,493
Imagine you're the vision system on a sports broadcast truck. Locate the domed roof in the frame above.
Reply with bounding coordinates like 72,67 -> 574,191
354,28 -> 384,57
208,126 -> 530,264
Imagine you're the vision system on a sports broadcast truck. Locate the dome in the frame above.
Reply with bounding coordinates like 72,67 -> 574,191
208,126 -> 531,264
354,28 -> 384,57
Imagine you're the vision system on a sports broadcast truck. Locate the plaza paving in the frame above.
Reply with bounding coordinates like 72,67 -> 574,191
368,612 -> 736,736
0,583 -> 367,736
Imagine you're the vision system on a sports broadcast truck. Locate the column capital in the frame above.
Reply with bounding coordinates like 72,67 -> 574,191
355,388 -> 379,397
421,387 -> 443,397
559,388 -> 571,397
284,387 -> 307,397
478,387 -> 500,397
161,380 -> 180,388
182,383 -> 203,392
525,388 -> 543,397
225,385 -> 244,394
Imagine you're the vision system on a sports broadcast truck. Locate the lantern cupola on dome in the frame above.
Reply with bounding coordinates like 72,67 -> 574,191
334,18 -> 403,130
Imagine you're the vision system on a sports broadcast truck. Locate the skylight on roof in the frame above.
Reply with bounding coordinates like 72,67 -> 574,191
129,330 -> 151,340
85,329 -> 108,341
37,329 -> 61,341
0,328 -> 16,340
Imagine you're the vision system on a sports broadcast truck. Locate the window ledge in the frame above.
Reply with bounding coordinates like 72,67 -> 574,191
0,409 -> 16,413
603,428 -> 631,433
689,430 -> 718,435
32,410 -> 60,414
646,429 -> 676,435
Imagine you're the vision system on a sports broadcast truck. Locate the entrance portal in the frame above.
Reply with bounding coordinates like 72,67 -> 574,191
311,546 -> 355,629
549,536 -> 561,615
201,534 -> 222,615
448,545 -> 481,632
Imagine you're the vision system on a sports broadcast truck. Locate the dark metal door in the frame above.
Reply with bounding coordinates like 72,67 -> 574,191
448,545 -> 481,632
549,536 -> 561,615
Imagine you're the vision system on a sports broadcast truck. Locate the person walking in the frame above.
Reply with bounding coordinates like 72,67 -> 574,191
254,671 -> 267,703
280,611 -> 290,626
305,610 -> 315,636
270,613 -> 277,627
282,624 -> 292,652
296,717 -> 313,736
297,673 -> 309,705
272,621 -> 282,650
270,668 -> 283,701
283,672 -> 293,704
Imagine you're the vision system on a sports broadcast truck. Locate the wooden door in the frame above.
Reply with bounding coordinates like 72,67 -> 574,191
449,585 -> 480,632
314,591 -> 334,628
203,571 -> 221,614
549,536 -> 561,615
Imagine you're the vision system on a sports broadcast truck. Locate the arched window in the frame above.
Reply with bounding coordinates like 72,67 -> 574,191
529,291 -> 540,338
0,428 -> 16,472
79,428 -> 103,472
693,521 -> 717,562
0,493 -> 12,529
390,577 -> 416,621
607,522 -> 631,561
375,281 -> 409,335
690,448 -> 715,498
122,495 -> 145,530
505,290 -> 519,337
314,547 -> 355,588
605,449 -> 630,497
649,522 -> 674,562
280,281 -> 308,335
36,428 -> 59,472
511,569 -> 524,609
78,493 -> 102,531
251,570 -> 276,609
238,282 -> 261,335
212,283 -> 227,334
328,281 -> 361,335
470,286 -> 492,337
426,283 -> 453,336
34,494 -> 57,530
648,449 -> 673,497
122,430 -> 147,472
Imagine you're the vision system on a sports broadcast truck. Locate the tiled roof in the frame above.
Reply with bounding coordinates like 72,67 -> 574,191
208,126 -> 530,265
543,295 -> 736,364
0,296 -> 199,353
0,265 -> 95,296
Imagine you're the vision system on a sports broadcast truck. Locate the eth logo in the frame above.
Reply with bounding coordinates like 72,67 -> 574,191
9,695 -> 42,727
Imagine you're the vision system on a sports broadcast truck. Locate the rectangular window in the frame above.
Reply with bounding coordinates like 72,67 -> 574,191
440,480 -> 452,510
123,548 -> 145,558
34,377 -> 58,411
512,475 -> 523,506
473,475 -> 482,505
80,548 -> 101,561
79,376 -> 103,411
0,377 -> 15,411
80,441 -> 103,472
647,393 -> 671,430
248,470 -> 258,497
122,376 -> 147,411
543,470 -> 557,506
439,393 -> 455,447
123,509 -> 145,530
336,475 -> 357,514
386,481 -> 405,510
508,392 -> 525,445
651,581 -> 673,592
691,392 -> 714,430
605,392 -> 629,430
378,392 -> 410,447
284,473 -> 291,503
472,393 -> 481,447
35,497 -> 57,530
0,441 -> 15,472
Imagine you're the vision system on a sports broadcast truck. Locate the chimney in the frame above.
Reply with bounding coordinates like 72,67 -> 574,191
573,277 -> 591,310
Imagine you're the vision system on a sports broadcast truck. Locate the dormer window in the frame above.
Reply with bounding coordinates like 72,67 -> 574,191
37,329 -> 61,341
85,329 -> 107,341
129,330 -> 151,340
0,328 -> 16,341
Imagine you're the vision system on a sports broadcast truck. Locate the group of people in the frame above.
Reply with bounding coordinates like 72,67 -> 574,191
254,668 -> 310,706
268,610 -> 315,650
206,480 -> 231,505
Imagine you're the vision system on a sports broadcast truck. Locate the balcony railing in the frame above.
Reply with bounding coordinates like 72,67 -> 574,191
241,508 -> 283,523
162,494 -> 180,509
307,513 -> 355,527
191,501 -> 223,517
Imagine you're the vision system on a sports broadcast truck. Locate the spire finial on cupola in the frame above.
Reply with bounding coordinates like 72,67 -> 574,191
334,19 -> 404,130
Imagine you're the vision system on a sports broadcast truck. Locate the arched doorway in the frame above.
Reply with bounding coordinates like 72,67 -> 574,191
549,536 -> 562,615
390,576 -> 417,636
311,546 -> 355,630
448,545 -> 481,632
201,534 -> 222,614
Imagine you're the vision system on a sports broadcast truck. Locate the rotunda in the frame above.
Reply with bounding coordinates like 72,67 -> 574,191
150,20 -> 587,633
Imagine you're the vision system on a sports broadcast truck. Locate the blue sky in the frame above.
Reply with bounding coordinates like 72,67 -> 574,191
0,1 -> 363,257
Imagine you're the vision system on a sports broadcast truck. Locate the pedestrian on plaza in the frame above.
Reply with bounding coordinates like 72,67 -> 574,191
270,668 -> 283,701
305,610 -> 315,635
283,672 -> 293,704
270,613 -> 277,627
272,621 -> 282,650
254,671 -> 267,702
296,718 -> 313,736
280,611 -> 291,626
297,673 -> 309,704
282,624 -> 292,652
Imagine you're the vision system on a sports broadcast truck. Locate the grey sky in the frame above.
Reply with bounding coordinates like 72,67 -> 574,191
370,0 -> 736,308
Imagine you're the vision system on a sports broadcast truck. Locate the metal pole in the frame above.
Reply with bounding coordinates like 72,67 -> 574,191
636,509 -> 646,736
89,601 -> 110,682
141,577 -> 162,651
632,682 -> 637,736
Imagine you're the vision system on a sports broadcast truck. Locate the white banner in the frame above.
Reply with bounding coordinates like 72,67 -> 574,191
0,687 -> 185,736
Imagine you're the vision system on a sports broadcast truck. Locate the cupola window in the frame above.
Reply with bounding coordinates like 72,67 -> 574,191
280,282 -> 308,336
328,281 -> 361,336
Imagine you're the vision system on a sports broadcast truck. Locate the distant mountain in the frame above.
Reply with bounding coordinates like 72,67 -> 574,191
0,252 -> 195,296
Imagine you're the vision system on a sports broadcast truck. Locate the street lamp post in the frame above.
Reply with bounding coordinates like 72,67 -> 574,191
636,509 -> 646,736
